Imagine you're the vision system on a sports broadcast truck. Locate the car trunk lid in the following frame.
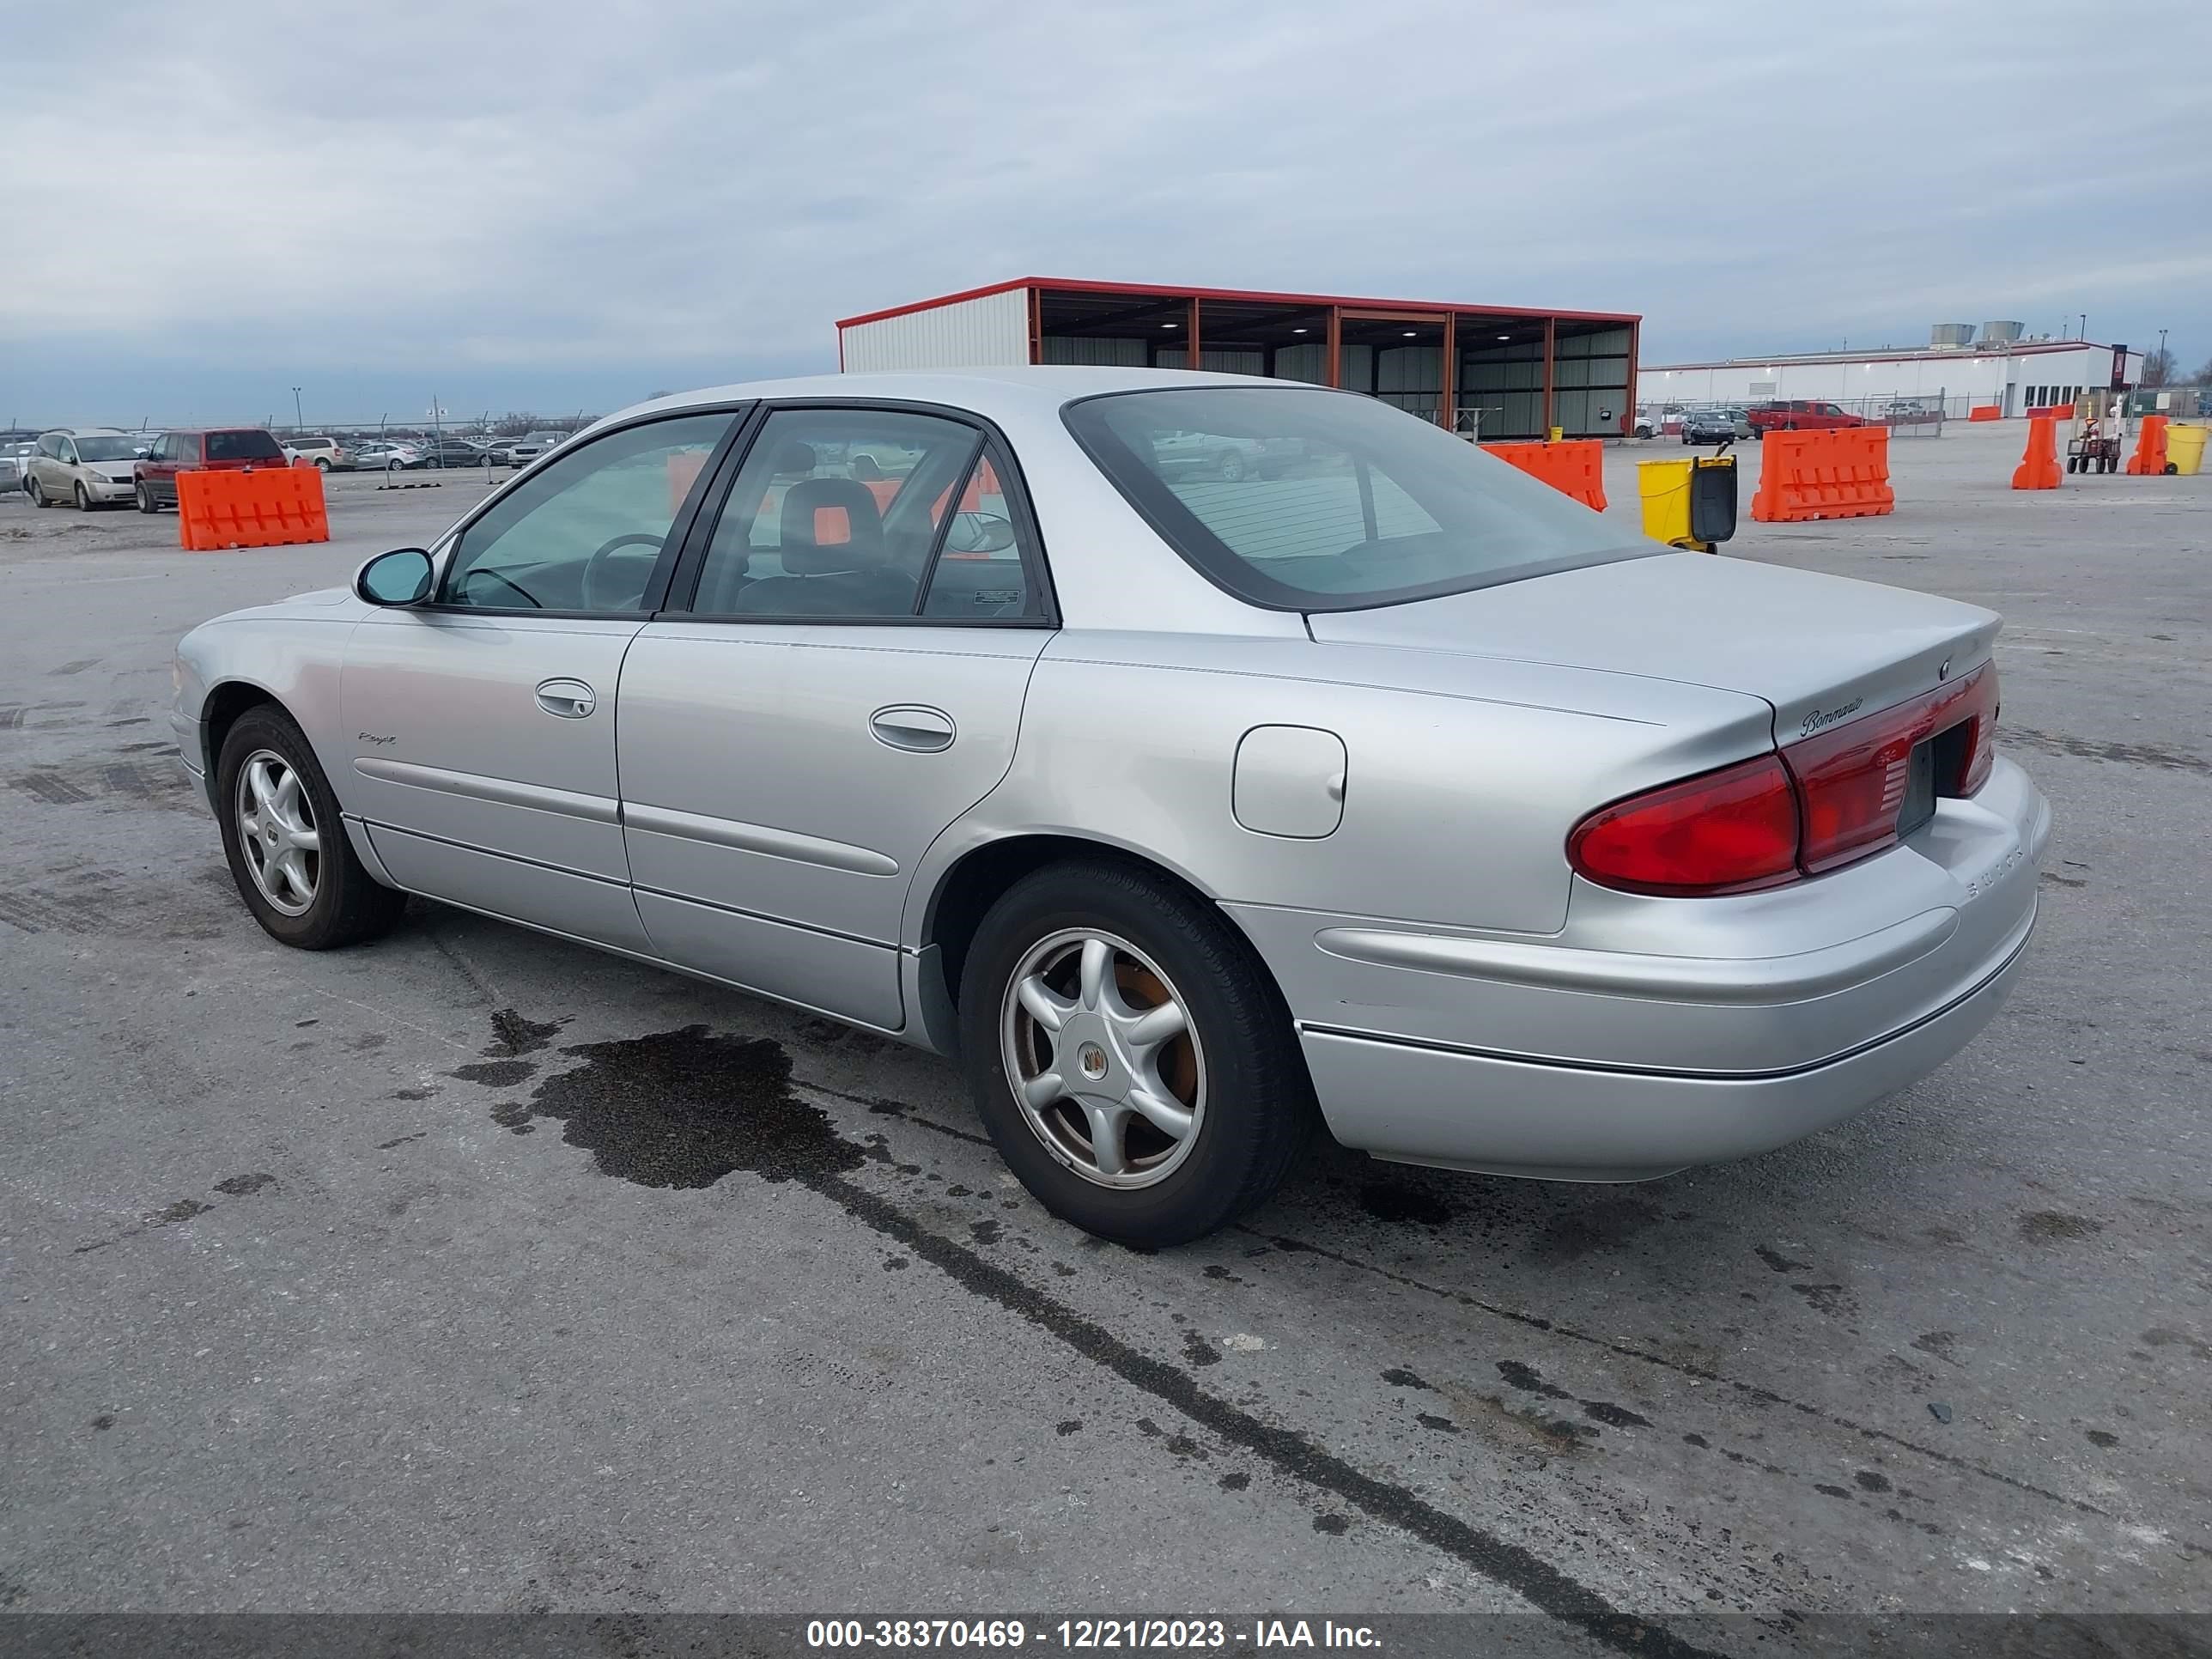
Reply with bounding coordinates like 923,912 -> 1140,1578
1304,551 -> 1999,744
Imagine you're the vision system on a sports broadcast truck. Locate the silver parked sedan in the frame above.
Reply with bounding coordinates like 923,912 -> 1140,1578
172,368 -> 2048,1244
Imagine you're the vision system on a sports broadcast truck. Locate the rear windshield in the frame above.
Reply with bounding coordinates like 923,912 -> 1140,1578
1062,386 -> 1645,611
208,430 -> 285,461
74,437 -> 138,462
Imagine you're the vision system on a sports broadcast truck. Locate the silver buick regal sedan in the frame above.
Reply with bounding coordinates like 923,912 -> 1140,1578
172,368 -> 2049,1244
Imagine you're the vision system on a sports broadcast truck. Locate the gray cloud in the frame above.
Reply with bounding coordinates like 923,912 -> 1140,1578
7,0 -> 2209,420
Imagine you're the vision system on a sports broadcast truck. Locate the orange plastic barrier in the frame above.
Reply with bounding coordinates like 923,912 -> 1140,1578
176,466 -> 329,550
1479,439 -> 1607,511
667,449 -> 708,512
2124,414 -> 2170,475
2011,416 -> 2061,490
1750,427 -> 1894,523
2026,406 -> 2072,421
1968,405 -> 2002,422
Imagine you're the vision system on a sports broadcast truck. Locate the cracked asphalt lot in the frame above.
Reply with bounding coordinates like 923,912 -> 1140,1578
2,436 -> 2207,1646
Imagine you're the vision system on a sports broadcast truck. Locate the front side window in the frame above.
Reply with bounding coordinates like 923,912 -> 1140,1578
689,407 -> 1007,620
1064,386 -> 1643,611
441,412 -> 736,613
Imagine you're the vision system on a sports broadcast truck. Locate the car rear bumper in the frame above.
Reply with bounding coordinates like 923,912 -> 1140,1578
1295,902 -> 2031,1179
1228,757 -> 2049,1179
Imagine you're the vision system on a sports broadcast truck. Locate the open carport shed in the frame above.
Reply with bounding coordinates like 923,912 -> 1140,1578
836,278 -> 1640,441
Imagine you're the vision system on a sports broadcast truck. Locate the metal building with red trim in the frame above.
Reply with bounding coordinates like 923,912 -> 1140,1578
835,277 -> 1640,441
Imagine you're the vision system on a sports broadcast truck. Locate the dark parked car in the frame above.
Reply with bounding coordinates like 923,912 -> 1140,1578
1681,409 -> 1753,444
415,436 -> 493,468
134,428 -> 289,513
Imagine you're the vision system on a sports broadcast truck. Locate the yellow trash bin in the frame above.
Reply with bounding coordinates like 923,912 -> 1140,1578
1638,459 -> 1695,544
2165,423 -> 2207,476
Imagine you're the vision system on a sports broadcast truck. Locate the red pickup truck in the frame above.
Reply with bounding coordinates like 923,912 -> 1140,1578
1747,400 -> 1869,433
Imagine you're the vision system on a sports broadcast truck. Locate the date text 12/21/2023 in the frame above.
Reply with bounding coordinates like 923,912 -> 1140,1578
805,1620 -> 1382,1650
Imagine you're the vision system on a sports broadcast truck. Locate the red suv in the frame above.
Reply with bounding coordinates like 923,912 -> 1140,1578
1747,400 -> 1869,433
134,428 -> 289,514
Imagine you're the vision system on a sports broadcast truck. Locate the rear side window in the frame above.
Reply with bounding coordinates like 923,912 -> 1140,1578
208,429 -> 285,462
689,407 -> 987,619
1064,386 -> 1642,612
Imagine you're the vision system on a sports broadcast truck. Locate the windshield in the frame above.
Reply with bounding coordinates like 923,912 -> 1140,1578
1062,386 -> 1646,611
75,437 -> 138,462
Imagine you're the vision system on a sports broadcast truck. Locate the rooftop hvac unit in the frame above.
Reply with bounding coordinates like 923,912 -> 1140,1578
1930,324 -> 1976,348
1978,321 -> 2025,345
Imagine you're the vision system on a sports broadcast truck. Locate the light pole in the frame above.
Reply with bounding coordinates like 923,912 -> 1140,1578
290,386 -> 303,432
2157,328 -> 2168,385
2079,313 -> 2087,343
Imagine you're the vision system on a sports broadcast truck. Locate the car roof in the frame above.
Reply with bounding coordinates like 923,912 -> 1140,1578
46,427 -> 128,437
601,366 -> 1332,436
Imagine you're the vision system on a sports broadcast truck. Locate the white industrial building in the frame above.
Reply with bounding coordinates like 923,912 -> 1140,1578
1640,325 -> 2142,419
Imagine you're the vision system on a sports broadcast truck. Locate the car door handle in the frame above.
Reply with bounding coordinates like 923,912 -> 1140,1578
535,678 -> 597,719
869,705 -> 956,752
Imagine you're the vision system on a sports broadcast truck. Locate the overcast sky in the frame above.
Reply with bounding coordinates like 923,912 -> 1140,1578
6,0 -> 2209,427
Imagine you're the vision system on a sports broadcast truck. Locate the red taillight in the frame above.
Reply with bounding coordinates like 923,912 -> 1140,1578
1569,664 -> 2000,896
1955,665 -> 1998,795
1567,755 -> 1802,896
1786,663 -> 1996,872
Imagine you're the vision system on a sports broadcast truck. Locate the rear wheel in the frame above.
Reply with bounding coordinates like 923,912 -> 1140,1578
957,860 -> 1317,1246
216,706 -> 407,950
314,457 -> 332,472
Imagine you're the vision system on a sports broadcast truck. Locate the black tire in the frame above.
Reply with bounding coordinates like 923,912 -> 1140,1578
315,458 -> 332,473
75,482 -> 94,512
27,477 -> 46,507
1218,450 -> 1247,483
956,858 -> 1318,1246
2164,462 -> 2179,476
137,483 -> 158,513
216,706 -> 407,950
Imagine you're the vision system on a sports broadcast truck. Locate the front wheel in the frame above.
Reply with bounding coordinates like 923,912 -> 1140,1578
216,706 -> 407,949
1217,451 -> 1248,482
137,483 -> 158,512
27,477 -> 46,507
957,860 -> 1317,1245
76,482 -> 94,511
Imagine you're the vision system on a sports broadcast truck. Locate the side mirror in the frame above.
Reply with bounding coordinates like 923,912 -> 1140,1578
945,512 -> 1016,555
357,547 -> 435,606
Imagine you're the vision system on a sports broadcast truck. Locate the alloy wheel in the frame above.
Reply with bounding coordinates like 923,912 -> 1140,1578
234,749 -> 321,917
1000,928 -> 1206,1189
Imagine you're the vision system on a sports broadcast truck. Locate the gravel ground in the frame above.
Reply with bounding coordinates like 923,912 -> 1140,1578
1,427 -> 2206,1648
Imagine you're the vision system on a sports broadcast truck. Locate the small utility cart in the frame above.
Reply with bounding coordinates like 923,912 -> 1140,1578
2067,424 -> 2121,474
